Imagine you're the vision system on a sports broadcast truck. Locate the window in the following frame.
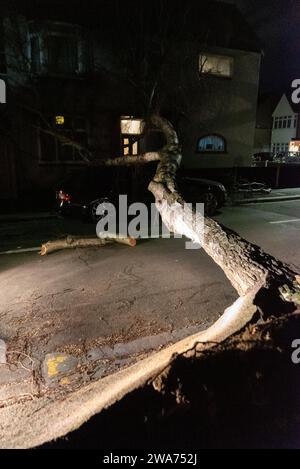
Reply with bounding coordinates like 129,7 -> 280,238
28,22 -> 89,75
44,35 -> 79,74
197,135 -> 226,153
121,118 -> 144,135
273,142 -> 289,155
290,140 -> 300,153
199,54 -> 233,78
39,115 -> 88,162
120,117 -> 144,156
274,115 -> 296,129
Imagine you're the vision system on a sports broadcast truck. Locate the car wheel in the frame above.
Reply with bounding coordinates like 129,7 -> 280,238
203,192 -> 218,216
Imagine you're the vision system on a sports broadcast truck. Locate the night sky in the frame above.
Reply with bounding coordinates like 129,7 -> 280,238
232,0 -> 299,92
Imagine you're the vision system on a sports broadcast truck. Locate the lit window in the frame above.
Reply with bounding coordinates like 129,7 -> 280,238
120,118 -> 144,135
197,135 -> 226,153
120,117 -> 143,156
55,115 -> 65,126
121,135 -> 140,156
290,140 -> 300,152
199,54 -> 233,78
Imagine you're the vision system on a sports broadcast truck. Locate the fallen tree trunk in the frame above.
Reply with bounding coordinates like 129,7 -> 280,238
147,115 -> 300,317
3,116 -> 299,449
40,235 -> 136,255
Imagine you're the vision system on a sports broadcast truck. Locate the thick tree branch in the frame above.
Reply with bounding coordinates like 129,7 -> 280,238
147,115 -> 300,315
36,127 -> 93,163
99,152 -> 160,166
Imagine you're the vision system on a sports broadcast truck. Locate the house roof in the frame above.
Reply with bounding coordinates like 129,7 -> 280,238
271,90 -> 300,116
5,0 -> 262,54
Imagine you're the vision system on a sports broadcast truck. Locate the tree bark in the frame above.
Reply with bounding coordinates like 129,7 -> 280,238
147,115 -> 300,317
40,235 -> 136,255
101,153 -> 160,166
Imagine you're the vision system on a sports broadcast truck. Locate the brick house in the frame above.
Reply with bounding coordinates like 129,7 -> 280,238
0,0 -> 261,207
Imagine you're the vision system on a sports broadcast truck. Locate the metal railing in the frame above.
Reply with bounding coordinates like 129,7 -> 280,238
273,152 -> 300,164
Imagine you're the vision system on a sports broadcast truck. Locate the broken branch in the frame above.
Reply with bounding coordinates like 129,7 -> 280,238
40,235 -> 136,256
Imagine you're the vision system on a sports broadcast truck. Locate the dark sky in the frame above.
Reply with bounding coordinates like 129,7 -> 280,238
230,0 -> 299,92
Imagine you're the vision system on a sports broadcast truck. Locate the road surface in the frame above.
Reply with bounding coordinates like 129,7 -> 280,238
0,199 -> 299,392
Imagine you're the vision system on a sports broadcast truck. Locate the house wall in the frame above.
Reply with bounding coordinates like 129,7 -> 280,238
168,45 -> 261,169
271,94 -> 297,152
12,82 -> 124,201
0,137 -> 17,202
1,16 -> 261,204
1,16 -> 126,201
254,128 -> 272,154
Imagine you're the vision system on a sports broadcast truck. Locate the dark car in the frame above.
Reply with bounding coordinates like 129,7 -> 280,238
55,168 -> 227,221
55,167 -> 117,222
179,176 -> 227,215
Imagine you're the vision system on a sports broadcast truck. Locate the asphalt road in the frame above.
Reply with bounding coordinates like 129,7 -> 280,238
0,199 -> 300,385
216,199 -> 300,272
0,215 -> 235,379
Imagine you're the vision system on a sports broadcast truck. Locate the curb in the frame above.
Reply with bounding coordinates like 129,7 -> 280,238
234,194 -> 300,205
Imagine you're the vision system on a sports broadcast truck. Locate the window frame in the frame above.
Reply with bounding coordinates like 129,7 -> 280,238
196,134 -> 227,154
273,115 -> 297,130
120,117 -> 144,157
199,53 -> 234,79
28,21 -> 88,76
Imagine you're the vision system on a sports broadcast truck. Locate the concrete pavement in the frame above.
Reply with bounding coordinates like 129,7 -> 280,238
232,187 -> 300,205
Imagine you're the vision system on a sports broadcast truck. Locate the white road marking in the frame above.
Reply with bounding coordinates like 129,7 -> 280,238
269,218 -> 300,224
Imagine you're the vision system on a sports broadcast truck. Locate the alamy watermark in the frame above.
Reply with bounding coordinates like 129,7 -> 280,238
95,195 -> 205,250
291,79 -> 300,104
291,339 -> 300,364
0,79 -> 6,104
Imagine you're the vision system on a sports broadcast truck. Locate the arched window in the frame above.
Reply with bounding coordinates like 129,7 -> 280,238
197,135 -> 226,153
